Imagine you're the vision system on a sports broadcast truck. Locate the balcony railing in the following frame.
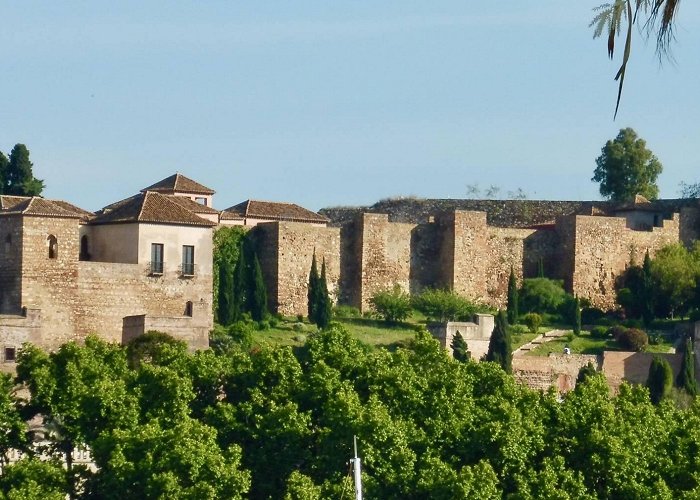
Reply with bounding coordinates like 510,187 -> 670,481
149,260 -> 164,275
180,263 -> 195,277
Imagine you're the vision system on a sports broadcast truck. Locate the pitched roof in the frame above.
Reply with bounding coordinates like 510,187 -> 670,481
614,194 -> 659,212
90,191 -> 216,227
222,200 -> 329,224
141,173 -> 215,195
0,196 -> 92,219
166,195 -> 220,215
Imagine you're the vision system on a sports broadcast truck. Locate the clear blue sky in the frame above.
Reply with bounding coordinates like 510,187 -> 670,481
2,1 -> 699,212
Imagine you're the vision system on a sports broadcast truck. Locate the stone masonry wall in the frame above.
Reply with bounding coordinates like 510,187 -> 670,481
513,354 -> 600,392
571,214 -> 679,309
0,217 -> 23,314
256,221 -> 341,316
358,214 -> 414,311
485,227 -> 534,308
445,211 -> 488,302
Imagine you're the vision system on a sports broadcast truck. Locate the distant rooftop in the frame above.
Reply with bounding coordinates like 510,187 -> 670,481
223,200 -> 329,224
91,191 -> 215,227
0,195 -> 92,220
141,173 -> 215,195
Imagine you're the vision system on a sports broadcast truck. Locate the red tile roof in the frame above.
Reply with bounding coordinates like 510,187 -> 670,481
141,173 -> 215,195
90,192 -> 215,227
222,200 -> 328,224
0,196 -> 92,219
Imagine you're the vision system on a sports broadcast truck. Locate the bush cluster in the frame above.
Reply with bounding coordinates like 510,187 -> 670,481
612,326 -> 649,351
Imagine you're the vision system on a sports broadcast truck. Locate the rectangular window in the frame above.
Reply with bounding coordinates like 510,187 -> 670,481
4,347 -> 16,363
195,197 -> 208,206
151,243 -> 164,274
182,245 -> 195,276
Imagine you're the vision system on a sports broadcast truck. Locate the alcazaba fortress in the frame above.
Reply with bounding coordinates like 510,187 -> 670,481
2,172 -> 700,378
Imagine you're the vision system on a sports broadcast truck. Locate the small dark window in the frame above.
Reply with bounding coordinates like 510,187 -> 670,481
195,197 -> 207,206
151,243 -> 164,274
182,245 -> 195,276
4,347 -> 16,363
184,301 -> 193,317
48,235 -> 58,259
80,235 -> 90,261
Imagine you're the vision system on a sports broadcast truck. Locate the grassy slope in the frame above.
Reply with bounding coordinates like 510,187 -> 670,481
526,330 -> 674,356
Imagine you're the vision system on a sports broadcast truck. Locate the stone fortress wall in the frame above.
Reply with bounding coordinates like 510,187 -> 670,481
255,199 -> 700,316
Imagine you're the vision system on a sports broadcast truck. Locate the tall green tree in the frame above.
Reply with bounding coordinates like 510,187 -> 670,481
450,332 -> 470,363
308,252 -> 319,322
486,310 -> 512,374
676,337 -> 697,397
0,151 -> 8,195
6,144 -> 44,196
573,296 -> 582,335
592,128 -> 663,201
250,253 -> 268,322
647,356 -> 673,405
315,258 -> 332,329
507,267 -> 519,324
232,247 -> 247,321
641,251 -> 655,325
217,259 -> 234,326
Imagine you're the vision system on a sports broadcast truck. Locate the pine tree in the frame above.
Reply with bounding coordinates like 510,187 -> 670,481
486,310 -> 512,374
507,267 -> 518,325
217,259 -> 234,326
573,296 -> 582,336
0,151 -> 8,195
308,252 -> 319,323
647,356 -> 673,405
451,332 -> 471,363
677,337 -> 697,397
250,253 -> 268,322
315,259 -> 332,329
6,144 -> 44,196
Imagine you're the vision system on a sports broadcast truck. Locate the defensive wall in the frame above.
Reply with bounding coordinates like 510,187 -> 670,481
256,201 -> 693,315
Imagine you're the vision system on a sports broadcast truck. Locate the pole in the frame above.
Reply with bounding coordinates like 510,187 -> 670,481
350,435 -> 362,500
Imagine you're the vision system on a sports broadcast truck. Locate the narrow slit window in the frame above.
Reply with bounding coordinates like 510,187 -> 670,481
184,301 -> 193,317
48,235 -> 58,259
151,243 -> 164,274
4,347 -> 16,363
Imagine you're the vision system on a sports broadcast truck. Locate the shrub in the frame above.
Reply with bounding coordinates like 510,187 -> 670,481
581,307 -> 606,324
413,288 -> 478,322
616,327 -> 649,351
296,314 -> 304,323
648,333 -> 662,345
227,321 -> 254,347
508,324 -> 530,335
333,305 -> 361,319
519,278 -> 567,314
292,322 -> 306,332
369,285 -> 412,323
522,312 -> 542,334
648,356 -> 673,404
593,316 -> 614,327
257,320 -> 271,331
590,326 -> 609,339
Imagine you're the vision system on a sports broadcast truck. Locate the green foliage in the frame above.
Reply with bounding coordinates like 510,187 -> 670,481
576,362 -> 598,385
0,458 -> 67,500
412,288 -> 478,322
125,330 -> 187,369
315,259 -> 333,329
647,356 -> 673,404
651,243 -> 700,318
573,296 -> 582,335
250,254 -> 268,321
332,305 -> 361,319
5,144 -> 44,196
217,258 -> 235,325
0,151 -> 7,195
519,278 -> 567,315
213,226 -> 247,322
307,253 -> 319,321
590,326 -> 610,339
507,267 -> 519,324
450,332 -> 471,363
614,327 -> 649,351
0,373 -> 26,465
522,312 -> 542,334
370,285 -> 412,323
592,128 -> 663,201
677,338 -> 697,397
486,310 -> 512,373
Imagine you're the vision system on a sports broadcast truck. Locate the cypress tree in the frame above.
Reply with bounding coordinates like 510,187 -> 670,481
232,248 -> 247,321
308,252 -> 319,323
217,259 -> 234,326
315,258 -> 332,329
507,267 -> 518,325
250,253 -> 268,322
573,296 -> 582,335
451,332 -> 471,363
0,151 -> 8,194
486,310 -> 512,374
641,251 -> 654,326
647,356 -> 673,405
677,337 -> 697,397
7,144 -> 44,196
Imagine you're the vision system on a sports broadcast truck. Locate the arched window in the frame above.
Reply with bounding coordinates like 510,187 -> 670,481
47,235 -> 58,259
184,301 -> 193,317
80,235 -> 90,261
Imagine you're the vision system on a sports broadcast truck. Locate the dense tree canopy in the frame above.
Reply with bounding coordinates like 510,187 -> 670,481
592,128 -> 663,201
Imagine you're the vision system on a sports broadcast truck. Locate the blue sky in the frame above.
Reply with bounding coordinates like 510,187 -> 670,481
2,1 -> 699,211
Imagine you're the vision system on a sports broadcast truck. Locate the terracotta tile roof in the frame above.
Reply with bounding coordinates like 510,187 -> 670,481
141,173 -> 215,195
219,210 -> 244,221
166,195 -> 220,215
0,196 -> 91,219
222,200 -> 329,224
0,195 -> 30,210
90,191 -> 215,227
